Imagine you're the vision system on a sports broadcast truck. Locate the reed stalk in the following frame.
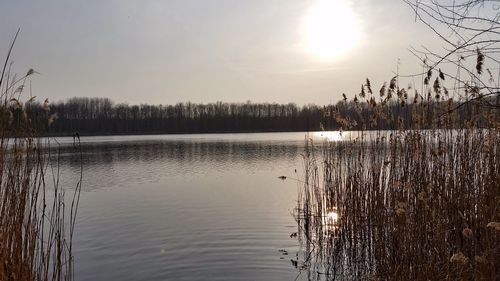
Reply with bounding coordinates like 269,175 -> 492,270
0,30 -> 82,281
295,74 -> 500,280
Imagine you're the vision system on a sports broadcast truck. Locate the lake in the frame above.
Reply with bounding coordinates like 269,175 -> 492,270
50,132 -> 342,281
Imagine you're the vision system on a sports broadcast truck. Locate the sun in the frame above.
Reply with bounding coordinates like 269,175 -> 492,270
303,0 -> 361,60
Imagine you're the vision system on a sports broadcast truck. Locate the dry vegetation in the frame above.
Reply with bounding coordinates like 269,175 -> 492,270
294,72 -> 500,280
294,2 -> 500,279
0,30 -> 82,281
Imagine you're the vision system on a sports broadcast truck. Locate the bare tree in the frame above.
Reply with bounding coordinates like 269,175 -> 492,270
404,0 -> 500,111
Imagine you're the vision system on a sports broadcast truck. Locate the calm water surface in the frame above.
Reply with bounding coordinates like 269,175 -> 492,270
51,132 -> 340,281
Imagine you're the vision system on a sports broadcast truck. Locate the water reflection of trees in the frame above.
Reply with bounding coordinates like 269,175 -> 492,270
47,141 -> 301,191
57,141 -> 299,166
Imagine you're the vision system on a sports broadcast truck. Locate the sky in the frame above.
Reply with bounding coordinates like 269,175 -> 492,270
0,0 -> 441,105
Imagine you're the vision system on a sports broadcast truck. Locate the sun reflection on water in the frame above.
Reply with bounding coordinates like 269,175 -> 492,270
315,131 -> 346,142
324,208 -> 339,231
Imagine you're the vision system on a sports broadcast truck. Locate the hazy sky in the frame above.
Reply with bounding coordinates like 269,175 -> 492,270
1,0 -> 440,105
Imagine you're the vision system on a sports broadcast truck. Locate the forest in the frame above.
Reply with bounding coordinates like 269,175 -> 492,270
47,97 -> 322,135
9,92 -> 498,136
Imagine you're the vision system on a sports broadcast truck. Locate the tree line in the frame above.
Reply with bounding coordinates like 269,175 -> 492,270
46,97 -> 323,135
8,95 -> 496,136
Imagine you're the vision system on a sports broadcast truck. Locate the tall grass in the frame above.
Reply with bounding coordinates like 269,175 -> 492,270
0,30 -> 82,281
295,77 -> 500,280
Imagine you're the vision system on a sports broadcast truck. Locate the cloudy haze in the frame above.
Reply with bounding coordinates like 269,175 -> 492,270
1,0 -> 438,105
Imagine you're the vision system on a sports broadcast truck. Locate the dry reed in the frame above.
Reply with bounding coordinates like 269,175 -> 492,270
0,30 -> 82,281
295,73 -> 500,280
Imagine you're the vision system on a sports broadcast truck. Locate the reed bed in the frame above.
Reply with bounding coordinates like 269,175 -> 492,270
0,31 -> 82,281
295,81 -> 500,280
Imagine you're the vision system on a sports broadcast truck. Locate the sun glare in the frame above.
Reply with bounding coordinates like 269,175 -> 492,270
303,0 -> 360,60
324,208 -> 340,231
327,211 -> 338,222
315,131 -> 346,142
